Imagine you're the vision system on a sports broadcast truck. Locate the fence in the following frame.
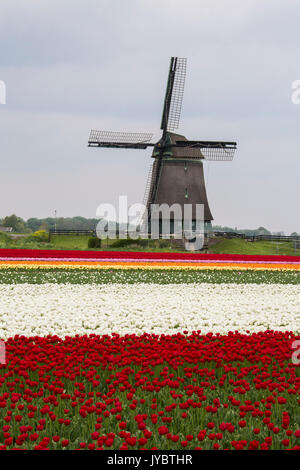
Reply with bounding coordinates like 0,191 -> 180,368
49,229 -> 96,235
48,229 -> 96,241
49,229 -> 300,244
213,231 -> 300,242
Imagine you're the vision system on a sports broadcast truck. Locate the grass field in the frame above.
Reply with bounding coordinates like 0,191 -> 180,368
208,237 -> 300,256
50,235 -> 189,252
1,232 -> 299,256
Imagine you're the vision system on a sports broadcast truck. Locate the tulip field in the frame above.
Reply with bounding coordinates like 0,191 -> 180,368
0,248 -> 300,450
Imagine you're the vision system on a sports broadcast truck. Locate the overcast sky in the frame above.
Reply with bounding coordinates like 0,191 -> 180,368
0,0 -> 299,233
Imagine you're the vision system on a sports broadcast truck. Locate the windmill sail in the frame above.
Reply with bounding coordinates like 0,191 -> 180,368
160,57 -> 187,133
138,160 -> 159,231
200,145 -> 236,161
142,160 -> 159,208
88,130 -> 153,149
174,140 -> 236,161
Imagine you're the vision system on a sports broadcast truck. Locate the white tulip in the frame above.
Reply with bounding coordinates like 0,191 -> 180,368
0,283 -> 299,338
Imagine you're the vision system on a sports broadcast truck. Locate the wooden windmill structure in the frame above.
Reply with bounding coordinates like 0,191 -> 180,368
88,57 -> 237,240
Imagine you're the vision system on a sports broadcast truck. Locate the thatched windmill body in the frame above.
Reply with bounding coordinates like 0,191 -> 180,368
88,57 -> 236,237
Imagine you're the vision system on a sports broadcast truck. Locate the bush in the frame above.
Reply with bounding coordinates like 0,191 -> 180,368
88,237 -> 102,248
110,238 -> 138,248
32,230 -> 48,242
137,239 -> 149,248
0,232 -> 9,241
158,239 -> 170,248
0,232 -> 11,247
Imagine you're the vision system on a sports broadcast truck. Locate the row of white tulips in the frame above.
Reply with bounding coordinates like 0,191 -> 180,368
0,283 -> 299,338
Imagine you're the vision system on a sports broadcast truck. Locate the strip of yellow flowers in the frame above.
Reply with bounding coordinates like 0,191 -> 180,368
0,260 -> 299,270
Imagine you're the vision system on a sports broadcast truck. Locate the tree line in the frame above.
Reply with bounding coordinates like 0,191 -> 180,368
0,214 -> 299,237
0,215 -> 99,233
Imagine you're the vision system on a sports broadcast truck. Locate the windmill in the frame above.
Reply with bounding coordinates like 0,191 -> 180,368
88,57 -> 237,242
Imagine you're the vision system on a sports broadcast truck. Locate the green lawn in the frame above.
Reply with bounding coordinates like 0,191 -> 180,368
51,235 -> 92,250
1,232 -> 299,256
209,238 -> 300,256
45,235 -> 300,256
50,235 -> 187,252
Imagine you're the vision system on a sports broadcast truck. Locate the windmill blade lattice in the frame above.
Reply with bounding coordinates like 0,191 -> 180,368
173,140 -> 236,161
201,145 -> 236,161
88,130 -> 153,148
167,58 -> 187,131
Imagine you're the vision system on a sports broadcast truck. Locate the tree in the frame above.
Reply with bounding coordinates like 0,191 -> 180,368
26,218 -> 41,232
38,222 -> 49,231
256,226 -> 271,235
2,214 -> 25,232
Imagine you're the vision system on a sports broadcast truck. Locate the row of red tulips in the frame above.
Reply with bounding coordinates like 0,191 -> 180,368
0,330 -> 300,450
0,248 -> 298,262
